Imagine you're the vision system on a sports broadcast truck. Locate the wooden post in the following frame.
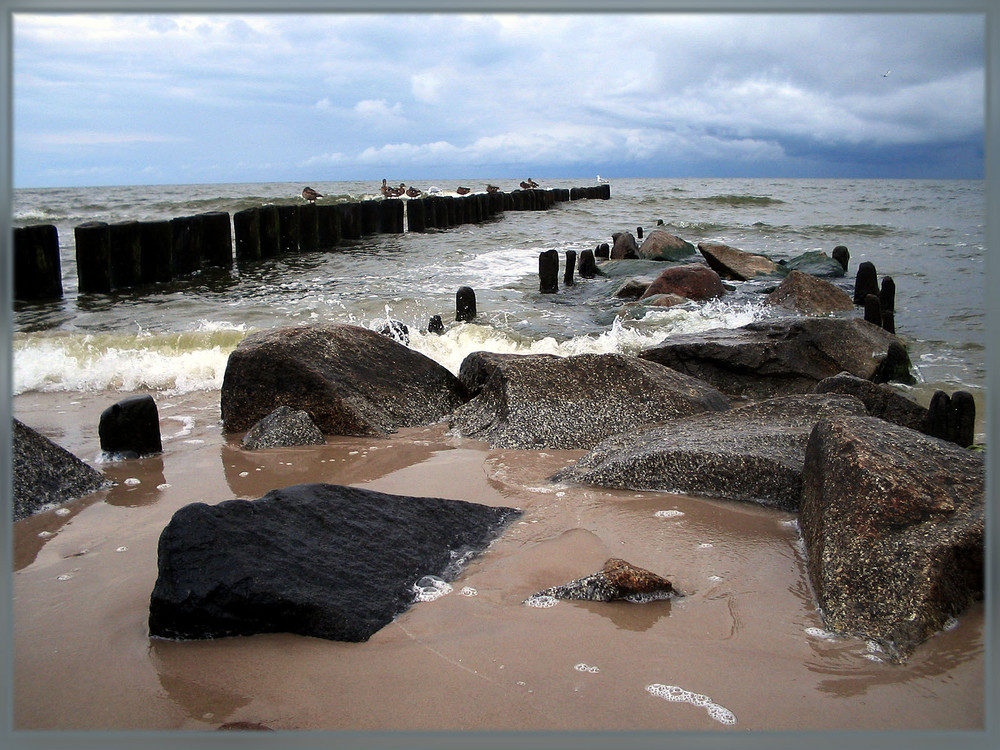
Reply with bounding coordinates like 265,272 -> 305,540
407,199 -> 426,233
539,249 -> 559,293
138,220 -> 173,283
13,223 -> 63,300
361,201 -> 380,236
456,286 -> 477,321
170,216 -> 203,276
233,208 -> 261,262
299,203 -> 319,251
109,220 -> 142,289
564,250 -> 577,286
277,205 -> 300,253
316,204 -> 342,248
75,221 -> 113,293
378,198 -> 404,234
200,211 -> 233,267
258,205 -> 281,257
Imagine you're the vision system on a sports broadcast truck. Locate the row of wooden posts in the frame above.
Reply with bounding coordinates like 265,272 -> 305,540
12,185 -> 611,301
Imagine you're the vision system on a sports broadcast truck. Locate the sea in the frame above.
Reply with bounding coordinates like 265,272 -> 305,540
10,177 -> 987,439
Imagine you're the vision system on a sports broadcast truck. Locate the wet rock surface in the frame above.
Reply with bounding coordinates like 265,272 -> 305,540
639,263 -> 726,302
554,394 -> 866,510
697,242 -> 782,280
220,324 -> 468,436
813,371 -> 928,432
240,406 -> 326,450
450,352 -> 730,450
799,416 -> 984,661
639,317 -> 910,400
638,229 -> 696,261
765,270 -> 854,315
526,558 -> 677,603
12,418 -> 111,522
148,483 -> 521,642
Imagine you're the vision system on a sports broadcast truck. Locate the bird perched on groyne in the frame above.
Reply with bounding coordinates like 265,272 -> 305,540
456,186 -> 471,195
301,187 -> 323,202
405,186 -> 421,198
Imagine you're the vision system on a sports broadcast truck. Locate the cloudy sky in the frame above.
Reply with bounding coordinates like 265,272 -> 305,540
12,10 -> 985,187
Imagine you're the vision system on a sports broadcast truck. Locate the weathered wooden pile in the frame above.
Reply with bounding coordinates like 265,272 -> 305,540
12,184 -> 611,300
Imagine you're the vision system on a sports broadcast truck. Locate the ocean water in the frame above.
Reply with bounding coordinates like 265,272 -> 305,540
11,177 -> 986,435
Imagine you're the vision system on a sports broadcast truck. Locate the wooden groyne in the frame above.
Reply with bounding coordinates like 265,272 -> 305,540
12,185 -> 610,301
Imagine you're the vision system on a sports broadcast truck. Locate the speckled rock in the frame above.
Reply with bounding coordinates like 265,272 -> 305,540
639,317 -> 911,401
637,230 -> 696,261
457,351 -> 559,398
148,483 -> 521,642
12,419 -> 111,522
800,416 -> 984,661
221,324 -> 468,436
553,394 -> 867,510
698,242 -> 782,280
766,270 -> 854,315
240,406 -> 326,450
450,352 -> 730,450
526,558 -> 677,603
813,372 -> 928,432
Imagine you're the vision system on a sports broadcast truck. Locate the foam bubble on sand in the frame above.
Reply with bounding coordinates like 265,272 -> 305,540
805,627 -> 837,640
574,663 -> 600,673
156,483 -> 171,490
54,508 -> 71,517
654,510 -> 684,518
460,587 -> 478,597
523,594 -> 558,608
646,683 -> 737,725
124,478 -> 141,485
412,575 -> 453,602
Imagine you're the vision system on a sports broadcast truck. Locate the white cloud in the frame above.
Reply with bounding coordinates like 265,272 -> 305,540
354,99 -> 405,119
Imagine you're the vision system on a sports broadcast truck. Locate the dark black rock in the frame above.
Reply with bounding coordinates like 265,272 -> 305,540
870,341 -> 916,385
925,390 -> 977,448
579,249 -> 597,279
427,314 -> 445,334
375,319 -> 410,345
800,416 -> 984,660
12,419 -> 110,522
457,351 -> 561,397
240,406 -> 325,450
451,352 -> 730,450
879,276 -> 895,312
148,483 -> 521,642
456,286 -> 477,322
554,394 -> 866,511
610,232 -> 639,260
595,242 -> 610,259
99,394 -> 162,458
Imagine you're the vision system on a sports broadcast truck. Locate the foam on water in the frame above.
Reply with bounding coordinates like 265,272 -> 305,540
646,683 -> 737,725
523,594 -> 559,608
412,575 -> 453,603
654,510 -> 684,518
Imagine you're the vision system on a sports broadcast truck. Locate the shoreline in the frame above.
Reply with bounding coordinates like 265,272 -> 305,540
11,388 -> 985,731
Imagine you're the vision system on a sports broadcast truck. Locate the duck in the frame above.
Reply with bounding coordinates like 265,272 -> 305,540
456,186 -> 471,195
486,184 -> 500,193
526,178 -> 539,188
405,186 -> 421,198
519,181 -> 531,190
380,179 -> 392,197
301,187 -> 323,202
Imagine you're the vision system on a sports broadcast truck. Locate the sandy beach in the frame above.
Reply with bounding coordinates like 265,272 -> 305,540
11,388 -> 985,732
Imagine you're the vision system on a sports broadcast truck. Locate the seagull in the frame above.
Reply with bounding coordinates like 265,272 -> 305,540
882,69 -> 891,77
597,175 -> 609,184
301,187 -> 323,202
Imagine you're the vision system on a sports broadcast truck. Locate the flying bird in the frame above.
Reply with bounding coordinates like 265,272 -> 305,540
882,69 -> 891,77
302,187 -> 323,202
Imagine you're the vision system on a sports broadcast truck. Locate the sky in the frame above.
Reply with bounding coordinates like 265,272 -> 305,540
11,11 -> 986,188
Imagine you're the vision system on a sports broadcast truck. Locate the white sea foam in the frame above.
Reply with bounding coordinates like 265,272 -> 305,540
654,510 -> 684,518
523,595 -> 558,608
574,663 -> 600,673
412,575 -> 453,602
646,683 -> 737,725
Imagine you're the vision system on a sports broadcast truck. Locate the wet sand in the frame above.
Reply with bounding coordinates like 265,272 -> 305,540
12,389 -> 985,731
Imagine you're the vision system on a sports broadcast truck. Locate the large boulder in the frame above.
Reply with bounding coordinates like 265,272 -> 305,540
148,483 -> 521,642
784,250 -> 846,278
638,230 -> 696,261
220,324 -> 468,436
553,394 -> 866,510
450,352 -> 730,450
12,419 -> 111,522
799,417 -> 984,661
458,351 -> 559,397
766,270 -> 854,315
697,242 -> 782,280
639,317 -> 911,401
813,372 -> 927,432
639,263 -> 726,302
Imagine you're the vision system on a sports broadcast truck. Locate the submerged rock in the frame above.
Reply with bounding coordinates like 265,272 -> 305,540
450,352 -> 730,450
220,324 -> 468,436
526,558 -> 677,603
799,416 -> 984,661
12,419 -> 111,522
639,317 -> 911,401
148,483 -> 521,642
240,406 -> 325,450
554,394 -> 866,510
